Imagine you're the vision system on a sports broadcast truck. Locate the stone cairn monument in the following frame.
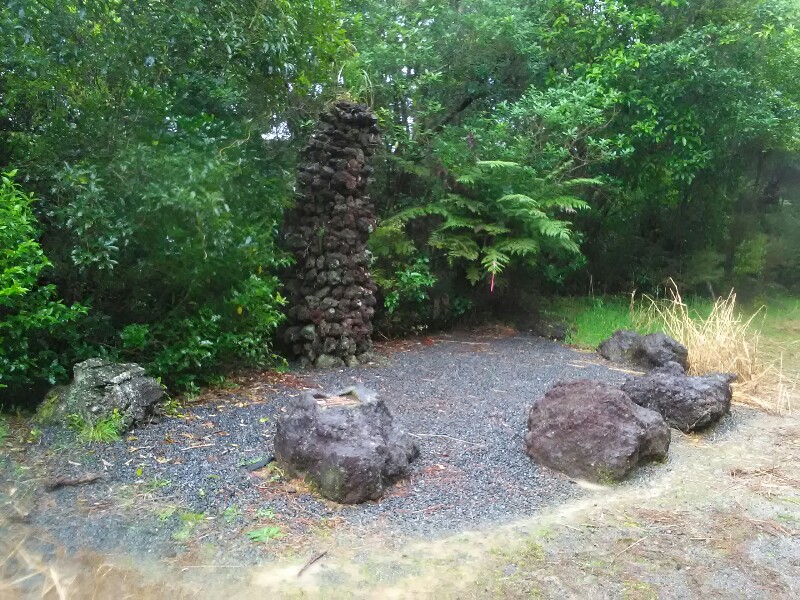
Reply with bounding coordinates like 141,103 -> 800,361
282,101 -> 381,368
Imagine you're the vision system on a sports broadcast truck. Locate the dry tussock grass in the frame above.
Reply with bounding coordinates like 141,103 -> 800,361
642,281 -> 795,413
0,533 -> 69,599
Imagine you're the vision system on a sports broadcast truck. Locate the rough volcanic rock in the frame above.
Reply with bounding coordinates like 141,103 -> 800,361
622,368 -> 736,432
282,101 -> 381,367
598,330 -> 689,371
273,386 -> 419,504
527,319 -> 570,341
37,359 -> 165,432
525,380 -> 670,482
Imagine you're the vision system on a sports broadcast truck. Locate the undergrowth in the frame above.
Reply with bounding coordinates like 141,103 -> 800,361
67,409 -> 125,443
643,284 -> 762,382
550,295 -> 654,348
552,285 -> 797,412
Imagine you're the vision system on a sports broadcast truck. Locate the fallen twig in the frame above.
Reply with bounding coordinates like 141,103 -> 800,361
613,535 -> 649,559
46,474 -> 102,492
298,548 -> 329,577
180,443 -> 215,450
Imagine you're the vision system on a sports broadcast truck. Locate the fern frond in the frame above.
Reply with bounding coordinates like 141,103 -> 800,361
481,248 -> 510,274
497,193 -> 541,206
466,265 -> 483,285
443,194 -> 484,214
370,225 -> 418,257
382,204 -> 449,226
438,215 -> 482,231
560,177 -> 603,189
456,173 -> 476,185
496,194 -> 548,220
494,238 -> 540,257
476,160 -> 521,170
429,233 -> 480,261
474,223 -> 512,235
537,219 -> 573,239
539,195 -> 590,211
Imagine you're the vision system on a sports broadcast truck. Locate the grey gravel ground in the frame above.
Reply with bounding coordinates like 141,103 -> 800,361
2,332 -> 632,564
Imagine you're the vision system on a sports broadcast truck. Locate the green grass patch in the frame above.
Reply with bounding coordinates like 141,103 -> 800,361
549,296 -> 653,348
0,417 -> 8,444
67,409 -> 125,443
549,294 -> 725,350
246,526 -> 283,543
173,511 -> 205,541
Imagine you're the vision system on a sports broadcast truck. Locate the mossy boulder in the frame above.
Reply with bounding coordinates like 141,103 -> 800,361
36,359 -> 165,432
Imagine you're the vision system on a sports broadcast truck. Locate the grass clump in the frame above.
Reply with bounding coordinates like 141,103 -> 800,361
644,283 -> 762,381
643,282 -> 795,412
173,511 -> 206,541
0,417 -> 8,444
67,409 -> 125,442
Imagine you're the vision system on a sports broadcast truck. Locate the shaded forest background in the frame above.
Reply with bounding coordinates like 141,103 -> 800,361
1,0 -> 799,398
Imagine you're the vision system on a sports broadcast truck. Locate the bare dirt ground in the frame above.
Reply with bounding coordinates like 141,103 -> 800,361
1,332 -> 798,599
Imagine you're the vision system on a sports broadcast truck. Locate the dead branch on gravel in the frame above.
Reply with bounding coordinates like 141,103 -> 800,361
46,473 -> 102,491
297,548 -> 329,577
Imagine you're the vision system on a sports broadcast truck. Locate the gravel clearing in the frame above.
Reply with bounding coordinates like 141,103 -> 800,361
4,332 -> 634,564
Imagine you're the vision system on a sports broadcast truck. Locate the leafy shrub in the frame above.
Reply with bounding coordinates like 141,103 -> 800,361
734,234 -> 769,278
1,1 -> 341,393
372,257 -> 438,336
0,171 -> 86,392
381,258 -> 437,315
127,275 -> 286,390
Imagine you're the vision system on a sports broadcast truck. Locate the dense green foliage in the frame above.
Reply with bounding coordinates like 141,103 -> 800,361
1,0 -> 799,397
1,0 -> 344,394
0,171 -> 85,390
347,0 -> 800,311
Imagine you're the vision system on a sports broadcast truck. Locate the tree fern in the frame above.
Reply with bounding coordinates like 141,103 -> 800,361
377,144 -> 595,290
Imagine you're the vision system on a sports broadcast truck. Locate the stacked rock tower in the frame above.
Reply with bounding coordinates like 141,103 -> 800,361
282,101 -> 381,368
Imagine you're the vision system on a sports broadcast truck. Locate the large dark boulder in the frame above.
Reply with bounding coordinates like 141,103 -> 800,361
598,330 -> 688,371
37,359 -> 165,432
273,386 -> 419,504
525,380 -> 670,483
622,367 -> 735,432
